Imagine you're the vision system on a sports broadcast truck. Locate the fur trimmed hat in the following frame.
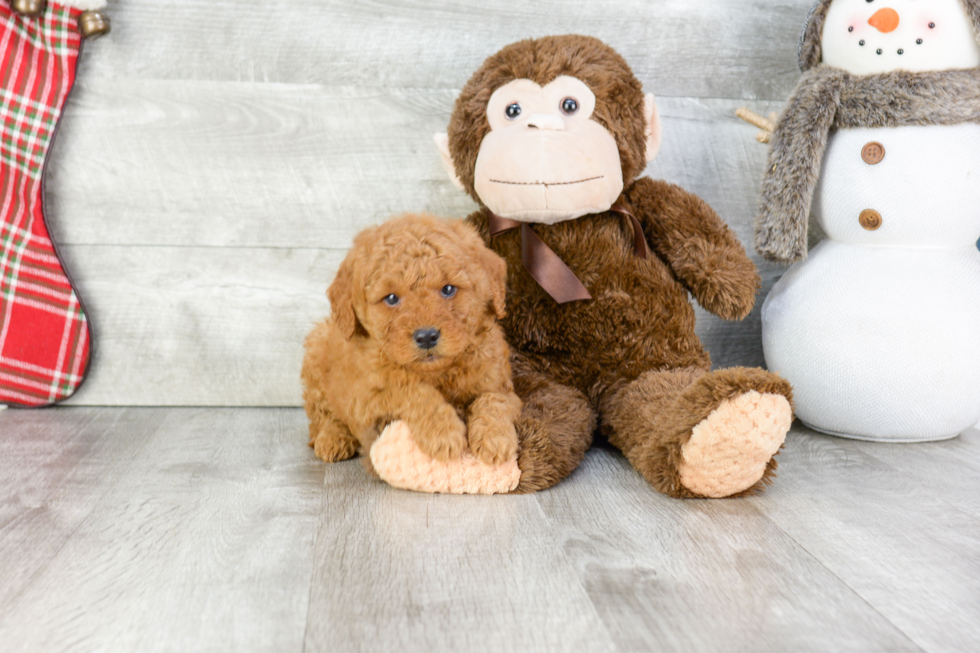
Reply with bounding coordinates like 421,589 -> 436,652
798,0 -> 980,71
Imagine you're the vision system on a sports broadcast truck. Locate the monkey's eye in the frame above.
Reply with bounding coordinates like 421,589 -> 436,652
383,294 -> 400,306
441,285 -> 457,298
505,103 -> 521,119
561,97 -> 579,115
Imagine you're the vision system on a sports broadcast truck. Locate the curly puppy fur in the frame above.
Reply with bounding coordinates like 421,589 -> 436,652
757,0 -> 980,264
448,36 -> 794,497
302,214 -> 522,473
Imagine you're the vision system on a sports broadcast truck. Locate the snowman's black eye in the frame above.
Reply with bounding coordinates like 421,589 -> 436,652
860,40 -> 866,46
929,22 -> 936,28
876,48 -> 883,55
848,26 -> 854,32
561,97 -> 579,115
505,103 -> 521,119
917,39 -> 924,44
898,49 -> 904,55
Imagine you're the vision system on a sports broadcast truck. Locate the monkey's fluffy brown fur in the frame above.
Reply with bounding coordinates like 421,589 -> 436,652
447,36 -> 794,496
302,214 -> 522,473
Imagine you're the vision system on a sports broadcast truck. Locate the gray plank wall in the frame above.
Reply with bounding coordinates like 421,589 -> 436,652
46,0 -> 815,406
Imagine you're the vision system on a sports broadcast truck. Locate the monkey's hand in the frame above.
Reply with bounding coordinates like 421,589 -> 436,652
628,177 -> 760,320
677,241 -> 761,321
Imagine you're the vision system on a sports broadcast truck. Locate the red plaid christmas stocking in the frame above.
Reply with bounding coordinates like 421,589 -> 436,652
1,1 -> 108,407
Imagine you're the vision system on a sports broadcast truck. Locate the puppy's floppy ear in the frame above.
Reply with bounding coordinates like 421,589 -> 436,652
327,256 -> 359,340
449,220 -> 508,320
480,247 -> 508,320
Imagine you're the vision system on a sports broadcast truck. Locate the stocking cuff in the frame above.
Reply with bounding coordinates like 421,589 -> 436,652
57,0 -> 107,10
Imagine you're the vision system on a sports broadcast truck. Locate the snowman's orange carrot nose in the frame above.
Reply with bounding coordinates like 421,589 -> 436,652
868,8 -> 900,33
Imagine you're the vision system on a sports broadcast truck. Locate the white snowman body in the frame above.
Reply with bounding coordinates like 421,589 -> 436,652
764,124 -> 980,440
762,0 -> 980,440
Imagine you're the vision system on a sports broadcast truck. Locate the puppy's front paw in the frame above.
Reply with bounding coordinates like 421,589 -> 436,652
411,408 -> 467,462
313,430 -> 359,463
468,417 -> 519,466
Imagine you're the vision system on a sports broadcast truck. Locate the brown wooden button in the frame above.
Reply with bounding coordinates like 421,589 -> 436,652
862,142 -> 885,165
859,209 -> 882,231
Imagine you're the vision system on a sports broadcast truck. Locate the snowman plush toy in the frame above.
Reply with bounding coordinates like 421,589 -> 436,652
756,0 -> 980,441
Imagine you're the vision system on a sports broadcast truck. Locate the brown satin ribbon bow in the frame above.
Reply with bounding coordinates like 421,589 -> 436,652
488,203 -> 650,304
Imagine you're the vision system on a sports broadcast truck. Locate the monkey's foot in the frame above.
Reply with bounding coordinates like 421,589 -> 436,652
678,391 -> 792,498
370,421 -> 520,495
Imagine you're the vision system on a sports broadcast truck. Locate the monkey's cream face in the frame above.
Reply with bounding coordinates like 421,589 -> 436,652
821,0 -> 980,75
472,76 -> 625,225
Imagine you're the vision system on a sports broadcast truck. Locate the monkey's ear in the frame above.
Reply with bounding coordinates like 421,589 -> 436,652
434,133 -> 465,190
327,257 -> 359,340
643,94 -> 663,163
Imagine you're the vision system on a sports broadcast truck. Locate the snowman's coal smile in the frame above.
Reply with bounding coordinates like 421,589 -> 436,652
856,35 -> 927,56
849,11 -> 937,57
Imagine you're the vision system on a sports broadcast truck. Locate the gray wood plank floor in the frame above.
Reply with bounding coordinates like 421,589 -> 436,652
1,407 -> 977,652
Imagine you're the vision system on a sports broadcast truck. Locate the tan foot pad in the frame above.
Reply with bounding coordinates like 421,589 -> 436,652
370,421 -> 520,495
679,391 -> 792,498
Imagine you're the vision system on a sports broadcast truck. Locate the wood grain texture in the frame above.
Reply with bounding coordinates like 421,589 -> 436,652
0,408 -> 149,609
749,425 -> 980,653
305,460 -> 617,653
85,0 -> 812,100
0,407 -> 323,653
56,245 -> 343,406
5,409 -> 976,652
535,447 -> 921,653
46,80 -> 474,249
46,83 -> 783,251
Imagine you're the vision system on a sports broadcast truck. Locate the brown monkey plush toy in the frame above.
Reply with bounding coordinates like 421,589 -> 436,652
392,35 -> 795,498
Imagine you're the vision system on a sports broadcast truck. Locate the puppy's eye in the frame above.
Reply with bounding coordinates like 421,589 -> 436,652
441,285 -> 457,298
383,294 -> 400,306
561,97 -> 579,115
505,103 -> 521,120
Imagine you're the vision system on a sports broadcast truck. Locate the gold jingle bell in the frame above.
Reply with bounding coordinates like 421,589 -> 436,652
11,0 -> 46,18
78,10 -> 111,39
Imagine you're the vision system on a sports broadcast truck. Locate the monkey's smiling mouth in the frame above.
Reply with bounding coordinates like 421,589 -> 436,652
489,176 -> 604,188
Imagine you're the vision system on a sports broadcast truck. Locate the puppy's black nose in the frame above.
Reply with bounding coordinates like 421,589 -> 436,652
413,328 -> 441,350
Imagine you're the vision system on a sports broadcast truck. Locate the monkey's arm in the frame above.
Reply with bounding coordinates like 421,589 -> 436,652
627,177 -> 760,320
